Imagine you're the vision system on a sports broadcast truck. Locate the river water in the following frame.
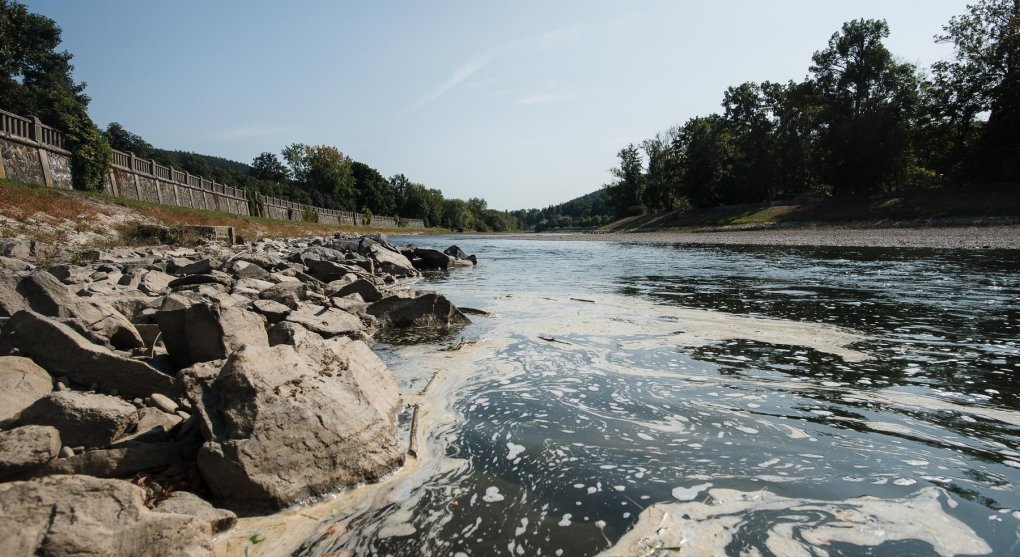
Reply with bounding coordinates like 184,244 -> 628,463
296,236 -> 1020,556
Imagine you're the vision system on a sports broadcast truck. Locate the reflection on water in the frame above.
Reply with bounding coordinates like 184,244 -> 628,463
297,237 -> 1020,556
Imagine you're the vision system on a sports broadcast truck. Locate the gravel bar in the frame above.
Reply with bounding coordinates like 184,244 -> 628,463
510,225 -> 1020,250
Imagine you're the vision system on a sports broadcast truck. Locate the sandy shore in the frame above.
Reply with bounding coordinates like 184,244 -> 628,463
513,224 -> 1020,250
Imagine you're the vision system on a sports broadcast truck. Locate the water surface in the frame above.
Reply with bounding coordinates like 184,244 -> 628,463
298,237 -> 1020,556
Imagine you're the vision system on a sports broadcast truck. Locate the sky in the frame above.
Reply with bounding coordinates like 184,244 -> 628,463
24,0 -> 970,211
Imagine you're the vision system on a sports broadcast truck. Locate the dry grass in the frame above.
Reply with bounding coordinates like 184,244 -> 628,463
0,178 -> 431,249
0,179 -> 102,223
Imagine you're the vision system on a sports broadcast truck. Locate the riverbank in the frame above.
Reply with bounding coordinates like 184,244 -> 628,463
0,230 -> 478,555
517,224 -> 1020,250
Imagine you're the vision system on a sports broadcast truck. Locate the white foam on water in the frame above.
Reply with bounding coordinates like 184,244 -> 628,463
600,487 -> 991,557
483,486 -> 505,503
557,513 -> 572,527
671,483 -> 713,501
506,442 -> 526,460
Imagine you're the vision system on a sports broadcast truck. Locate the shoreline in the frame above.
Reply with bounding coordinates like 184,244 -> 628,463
498,224 -> 1020,250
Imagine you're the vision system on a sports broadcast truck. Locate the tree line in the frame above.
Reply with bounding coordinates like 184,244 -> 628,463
102,122 -> 523,230
604,1 -> 1019,217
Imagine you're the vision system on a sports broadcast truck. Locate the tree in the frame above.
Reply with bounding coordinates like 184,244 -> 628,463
642,129 -> 682,211
102,122 -> 153,158
675,115 -> 733,207
282,143 -> 354,209
250,151 -> 289,182
932,0 -> 1020,181
810,19 -> 921,195
0,0 -> 110,191
351,161 -> 395,215
604,144 -> 645,216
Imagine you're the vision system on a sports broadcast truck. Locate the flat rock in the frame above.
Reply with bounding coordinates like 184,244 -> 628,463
188,341 -> 403,509
250,299 -> 291,323
258,281 -> 312,309
0,425 -> 60,480
0,356 -> 53,425
4,311 -> 177,399
284,303 -> 365,337
154,491 -> 237,533
19,391 -> 139,449
0,475 -> 212,557
139,270 -> 174,295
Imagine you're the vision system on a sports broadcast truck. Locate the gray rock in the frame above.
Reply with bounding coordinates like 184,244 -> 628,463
154,491 -> 237,533
156,301 -> 269,367
188,340 -> 403,509
139,270 -> 174,295
32,442 -> 194,478
19,391 -> 138,449
250,299 -> 291,323
331,277 -> 383,302
443,245 -> 469,259
3,311 -> 177,399
258,281 -> 312,309
17,271 -> 144,350
0,425 -> 60,480
179,258 -> 216,275
229,259 -> 271,280
413,248 -> 453,270
368,293 -> 471,329
0,356 -> 53,425
0,475 -> 212,556
114,407 -> 182,445
149,393 -> 179,414
0,255 -> 33,272
366,244 -> 418,278
168,271 -> 233,290
284,303 -> 366,337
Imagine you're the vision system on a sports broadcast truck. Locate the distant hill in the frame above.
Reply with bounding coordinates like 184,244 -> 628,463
511,188 -> 614,230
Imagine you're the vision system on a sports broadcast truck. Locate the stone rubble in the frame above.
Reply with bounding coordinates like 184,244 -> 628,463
0,231 -> 478,555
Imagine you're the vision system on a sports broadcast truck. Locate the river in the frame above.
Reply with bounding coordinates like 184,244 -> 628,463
289,236 -> 1020,556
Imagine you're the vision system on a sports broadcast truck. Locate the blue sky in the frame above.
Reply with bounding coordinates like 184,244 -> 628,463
25,1 -> 968,210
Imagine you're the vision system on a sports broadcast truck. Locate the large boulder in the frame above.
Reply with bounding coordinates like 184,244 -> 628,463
186,340 -> 403,509
20,391 -> 138,449
156,301 -> 269,367
368,293 -> 471,329
0,425 -> 60,480
0,475 -> 212,557
412,248 -> 453,270
330,277 -> 383,302
0,356 -> 53,425
366,244 -> 418,278
3,311 -> 177,399
17,271 -> 144,349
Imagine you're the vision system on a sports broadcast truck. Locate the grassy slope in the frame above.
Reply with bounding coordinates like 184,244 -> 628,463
0,179 -> 438,246
598,185 -> 1020,232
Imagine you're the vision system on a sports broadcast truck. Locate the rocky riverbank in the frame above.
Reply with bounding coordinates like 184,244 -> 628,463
0,230 -> 476,556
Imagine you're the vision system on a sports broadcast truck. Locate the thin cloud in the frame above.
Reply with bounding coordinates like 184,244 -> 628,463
412,23 -> 588,110
412,54 -> 493,110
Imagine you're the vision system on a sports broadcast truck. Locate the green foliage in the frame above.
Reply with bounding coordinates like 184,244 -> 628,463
301,206 -> 319,223
597,9 -> 1017,220
361,207 -> 372,225
932,0 -> 1020,182
103,122 -> 153,157
250,151 -> 289,182
0,0 -> 109,192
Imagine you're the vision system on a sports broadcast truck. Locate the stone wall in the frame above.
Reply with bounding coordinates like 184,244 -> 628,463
104,159 -> 250,217
0,137 -> 73,190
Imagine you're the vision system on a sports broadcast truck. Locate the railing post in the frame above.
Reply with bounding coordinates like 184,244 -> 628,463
29,116 -> 53,187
